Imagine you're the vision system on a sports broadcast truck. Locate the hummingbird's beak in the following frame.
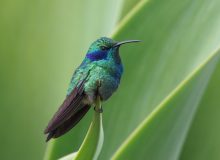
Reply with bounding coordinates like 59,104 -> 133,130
113,40 -> 141,48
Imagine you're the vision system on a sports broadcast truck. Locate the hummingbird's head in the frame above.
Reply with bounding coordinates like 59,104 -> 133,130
86,37 -> 140,61
87,37 -> 116,53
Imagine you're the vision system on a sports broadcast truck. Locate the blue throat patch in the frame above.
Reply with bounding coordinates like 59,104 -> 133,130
86,50 -> 108,61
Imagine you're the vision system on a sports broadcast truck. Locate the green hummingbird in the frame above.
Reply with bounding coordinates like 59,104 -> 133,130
44,37 -> 140,141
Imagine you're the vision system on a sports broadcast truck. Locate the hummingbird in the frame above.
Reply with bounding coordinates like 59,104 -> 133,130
44,37 -> 140,141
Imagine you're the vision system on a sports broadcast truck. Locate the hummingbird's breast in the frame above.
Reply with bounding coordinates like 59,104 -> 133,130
84,60 -> 123,102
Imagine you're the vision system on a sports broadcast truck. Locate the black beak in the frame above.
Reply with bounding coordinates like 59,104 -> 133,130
113,40 -> 141,48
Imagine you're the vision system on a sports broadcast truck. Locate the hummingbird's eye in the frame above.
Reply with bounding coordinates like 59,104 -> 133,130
100,46 -> 109,50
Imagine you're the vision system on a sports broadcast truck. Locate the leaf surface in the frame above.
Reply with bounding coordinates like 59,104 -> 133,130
112,50 -> 220,160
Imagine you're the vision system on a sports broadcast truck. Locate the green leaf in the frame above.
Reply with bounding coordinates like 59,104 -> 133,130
112,50 -> 220,159
59,152 -> 77,160
119,0 -> 142,19
179,57 -> 220,159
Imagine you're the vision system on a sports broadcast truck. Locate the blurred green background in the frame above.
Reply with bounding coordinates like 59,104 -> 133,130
1,0 -> 220,160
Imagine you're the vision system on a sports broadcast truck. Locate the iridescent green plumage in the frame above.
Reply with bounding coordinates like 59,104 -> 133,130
44,37 -> 140,141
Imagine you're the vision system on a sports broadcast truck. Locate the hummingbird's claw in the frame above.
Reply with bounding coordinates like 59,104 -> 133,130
94,106 -> 103,113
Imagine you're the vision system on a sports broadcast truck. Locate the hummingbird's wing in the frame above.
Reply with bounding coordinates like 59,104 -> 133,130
44,71 -> 91,141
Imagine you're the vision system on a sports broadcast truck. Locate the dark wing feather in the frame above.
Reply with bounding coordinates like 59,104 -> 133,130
44,71 -> 90,138
44,88 -> 83,134
46,104 -> 90,142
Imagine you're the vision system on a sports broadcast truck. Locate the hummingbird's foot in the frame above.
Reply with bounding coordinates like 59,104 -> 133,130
94,106 -> 103,113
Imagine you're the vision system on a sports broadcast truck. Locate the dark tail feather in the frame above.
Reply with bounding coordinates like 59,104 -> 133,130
46,105 -> 91,142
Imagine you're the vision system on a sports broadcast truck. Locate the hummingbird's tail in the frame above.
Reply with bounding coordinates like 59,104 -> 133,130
45,104 -> 91,142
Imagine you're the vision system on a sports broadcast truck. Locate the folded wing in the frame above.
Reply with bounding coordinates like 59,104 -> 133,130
44,71 -> 91,141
